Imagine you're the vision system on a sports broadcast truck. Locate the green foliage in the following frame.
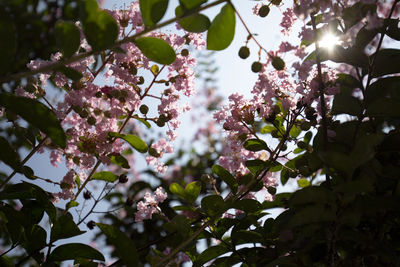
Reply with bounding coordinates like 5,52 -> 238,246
0,94 -> 66,148
176,6 -> 211,33
92,171 -> 119,182
80,0 -> 119,51
169,181 -> 201,203
50,214 -> 85,242
134,37 -> 177,65
97,223 -> 139,266
109,132 -> 148,153
207,3 -> 236,50
0,136 -> 22,171
54,21 -> 81,58
212,164 -> 238,194
49,243 -> 105,262
140,0 -> 169,27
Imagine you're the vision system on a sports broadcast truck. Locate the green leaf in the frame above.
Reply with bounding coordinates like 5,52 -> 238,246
23,224 -> 47,253
297,178 -> 310,188
332,93 -> 363,116
110,153 -> 130,169
139,0 -> 169,27
97,223 -> 138,266
184,181 -> 202,203
369,49 -> 400,78
109,132 -> 148,153
0,94 -> 66,148
206,3 -> 236,50
135,37 -> 176,65
366,98 -> 400,117
49,243 -> 105,262
66,200 -> 79,210
135,117 -> 151,128
365,76 -> 400,106
170,182 -> 201,203
80,0 -> 119,51
176,6 -> 210,33
57,66 -> 83,81
0,136 -> 21,171
170,183 -> 185,198
55,21 -> 81,58
243,139 -> 269,152
212,164 -> 238,194
51,214 -> 85,242
289,125 -> 301,138
260,125 -> 275,134
233,199 -> 262,213
245,160 -> 268,176
0,7 -> 16,75
179,0 -> 207,10
92,171 -> 119,182
195,245 -> 229,266
201,195 -> 226,217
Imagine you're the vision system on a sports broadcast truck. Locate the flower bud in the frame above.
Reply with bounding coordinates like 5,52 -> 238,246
118,174 -> 128,183
258,5 -> 270,17
87,220 -> 95,230
271,56 -> 285,71
238,46 -> 250,59
139,104 -> 149,114
251,61 -> 262,73
83,191 -> 91,200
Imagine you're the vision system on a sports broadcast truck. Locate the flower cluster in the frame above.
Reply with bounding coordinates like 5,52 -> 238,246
135,187 -> 167,222
25,1 -> 205,200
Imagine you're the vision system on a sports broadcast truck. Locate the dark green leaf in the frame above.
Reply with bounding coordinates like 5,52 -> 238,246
184,181 -> 201,203
0,7 -> 16,75
49,243 -> 105,261
245,160 -> 268,176
0,136 -> 21,171
170,182 -> 201,203
55,21 -> 81,57
97,223 -> 138,266
342,2 -> 376,29
206,4 -> 236,50
51,214 -> 85,242
332,93 -> 362,116
243,139 -> 269,152
80,0 -> 119,51
0,94 -> 66,148
92,171 -> 119,182
201,195 -> 226,217
110,153 -> 130,169
369,49 -> 400,78
365,76 -> 400,106
195,245 -> 229,266
176,6 -> 210,33
109,132 -> 148,153
57,66 -> 83,81
366,98 -> 400,117
179,0 -> 207,10
135,37 -> 176,65
23,224 -> 47,253
233,199 -> 261,213
212,164 -> 238,194
139,0 -> 169,27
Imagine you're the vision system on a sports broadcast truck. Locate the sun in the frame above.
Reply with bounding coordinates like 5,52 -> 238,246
319,33 -> 340,50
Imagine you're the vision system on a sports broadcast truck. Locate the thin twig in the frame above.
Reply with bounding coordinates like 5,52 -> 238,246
311,13 -> 331,187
